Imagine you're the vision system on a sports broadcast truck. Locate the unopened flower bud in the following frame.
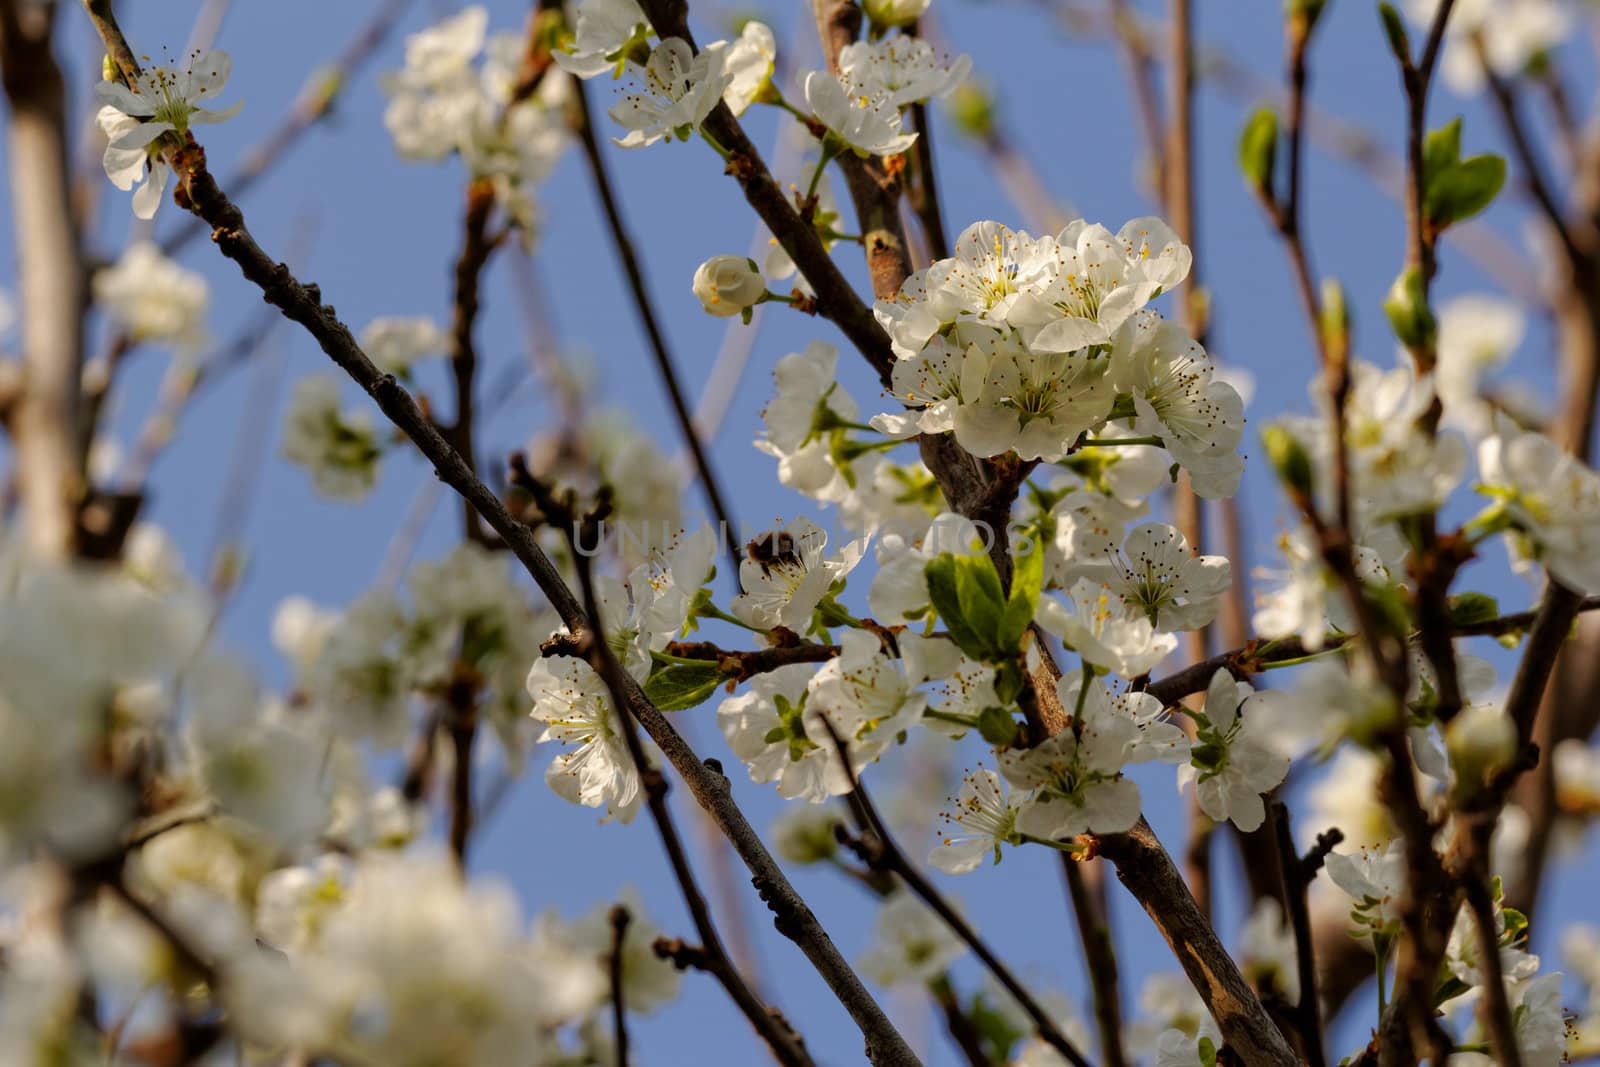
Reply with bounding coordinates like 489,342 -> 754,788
1383,268 -> 1437,350
863,0 -> 930,30
692,255 -> 765,318
1446,704 -> 1516,799
1262,424 -> 1314,498
771,806 -> 841,865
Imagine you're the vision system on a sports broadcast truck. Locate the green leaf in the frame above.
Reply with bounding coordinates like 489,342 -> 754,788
926,555 -> 990,661
994,661 -> 1026,707
1447,591 -> 1500,628
1198,1035 -> 1219,1067
1425,153 -> 1506,228
977,706 -> 1022,747
1377,2 -> 1410,64
1423,117 -> 1463,185
644,660 -> 731,711
1238,107 -> 1279,193
953,554 -> 1007,646
998,547 -> 1044,655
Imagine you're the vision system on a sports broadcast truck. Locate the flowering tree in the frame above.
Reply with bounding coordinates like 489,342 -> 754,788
2,0 -> 1600,1064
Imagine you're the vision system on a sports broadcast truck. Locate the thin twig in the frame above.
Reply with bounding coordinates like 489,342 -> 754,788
570,77 -> 743,571
158,0 -> 416,256
819,717 -> 1092,1067
539,497 -> 816,1067
609,904 -> 633,1067
1061,856 -> 1128,1067
1269,802 -> 1333,1067
1459,829 -> 1522,1067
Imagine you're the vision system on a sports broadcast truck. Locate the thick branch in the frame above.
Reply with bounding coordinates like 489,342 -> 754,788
1,0 -> 86,559
1097,819 -> 1298,1064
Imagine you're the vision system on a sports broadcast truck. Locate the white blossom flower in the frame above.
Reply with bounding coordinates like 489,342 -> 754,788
1177,670 -> 1289,832
808,630 -> 940,771
804,69 -> 918,158
1252,525 -> 1389,650
1434,295 -> 1523,438
1009,217 -> 1192,352
1036,577 -> 1178,677
1325,839 -> 1408,941
272,595 -> 339,680
1304,747 -> 1397,851
527,657 -> 642,823
555,0 -> 652,79
1443,898 -> 1539,994
301,589 -> 416,747
929,769 -> 1023,874
693,254 -> 765,317
871,331 -> 983,439
360,316 -> 447,376
231,850 -> 581,1065
1111,312 -> 1244,498
838,35 -> 971,109
1125,972 -> 1221,1054
380,9 -> 489,161
1239,898 -> 1300,1004
185,659 -> 332,849
730,517 -> 866,631
924,222 -> 1055,328
1062,674 -> 1189,765
1103,522 -> 1231,632
1412,0 -> 1570,94
93,242 -> 209,349
758,341 -> 860,500
628,524 -> 717,642
398,5 -> 488,86
555,889 -> 682,1014
281,376 -> 384,500
1477,418 -> 1600,593
1044,478 -> 1150,588
610,38 -> 731,149
95,49 -> 241,219
999,684 -> 1141,839
952,331 -> 1115,462
867,511 -> 987,625
770,804 -> 843,865
718,663 -> 848,803
712,21 -> 775,117
858,889 -> 967,986
1448,972 -> 1568,1067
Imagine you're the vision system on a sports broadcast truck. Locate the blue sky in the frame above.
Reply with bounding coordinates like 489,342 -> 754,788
2,0 -> 1597,1063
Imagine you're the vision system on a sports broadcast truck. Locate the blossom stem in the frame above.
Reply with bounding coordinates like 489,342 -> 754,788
696,601 -> 769,635
700,126 -> 733,161
1080,435 -> 1163,448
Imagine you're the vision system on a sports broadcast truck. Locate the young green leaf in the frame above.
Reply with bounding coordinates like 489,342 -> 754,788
644,660 -> 731,711
1238,107 -> 1279,195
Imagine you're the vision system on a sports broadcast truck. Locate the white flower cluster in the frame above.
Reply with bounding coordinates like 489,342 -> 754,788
526,528 -> 715,821
1323,839 -> 1568,1066
872,219 -> 1240,492
382,6 -> 573,236
279,542 -> 551,758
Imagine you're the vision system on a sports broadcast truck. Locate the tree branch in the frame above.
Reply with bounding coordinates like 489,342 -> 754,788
1,0 -> 87,559
571,76 -> 744,570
